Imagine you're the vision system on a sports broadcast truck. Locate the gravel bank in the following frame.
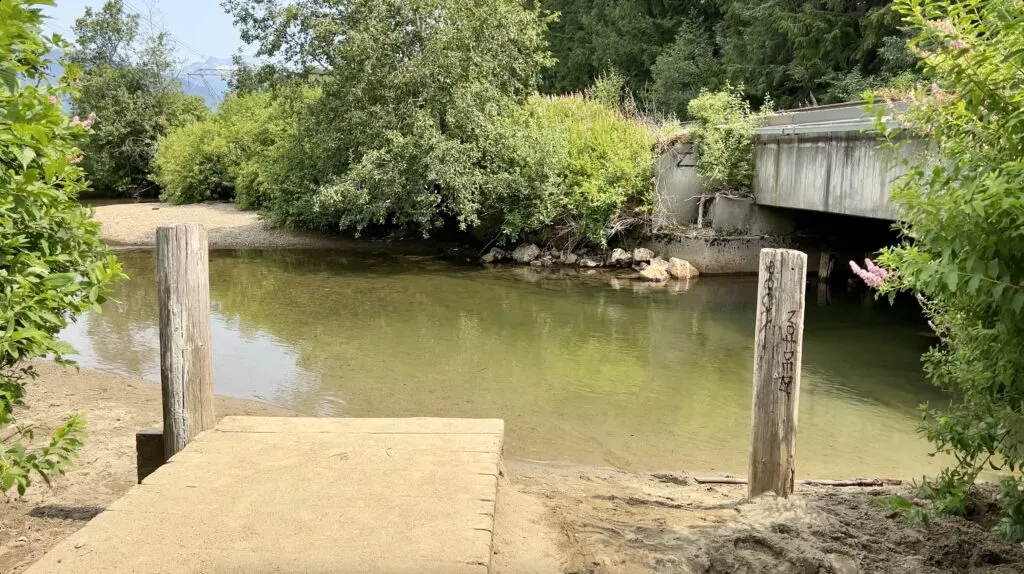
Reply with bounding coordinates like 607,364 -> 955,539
92,202 -> 345,249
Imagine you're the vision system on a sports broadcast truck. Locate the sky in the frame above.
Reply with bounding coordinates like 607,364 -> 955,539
43,0 -> 248,62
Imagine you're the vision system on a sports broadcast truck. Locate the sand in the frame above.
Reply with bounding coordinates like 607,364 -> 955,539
4,365 -> 1024,573
91,202 -> 345,249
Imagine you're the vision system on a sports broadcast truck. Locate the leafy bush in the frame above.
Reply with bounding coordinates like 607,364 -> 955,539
218,91 -> 299,209
152,120 -> 232,204
225,0 -> 554,234
152,89 -> 306,207
686,86 -> 771,194
873,0 -> 1024,539
471,93 -> 656,246
1,0 -> 124,494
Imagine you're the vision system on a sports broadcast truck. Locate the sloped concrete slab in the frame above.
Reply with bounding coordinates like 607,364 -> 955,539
26,417 -> 505,573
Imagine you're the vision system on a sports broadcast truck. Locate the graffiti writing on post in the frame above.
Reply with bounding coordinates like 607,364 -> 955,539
758,259 -> 776,350
759,257 -> 798,397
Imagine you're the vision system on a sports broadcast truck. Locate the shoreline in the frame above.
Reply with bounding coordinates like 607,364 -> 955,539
3,363 -> 1023,573
92,201 -> 805,276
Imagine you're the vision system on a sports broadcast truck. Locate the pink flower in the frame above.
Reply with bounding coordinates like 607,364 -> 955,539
48,96 -> 58,105
865,258 -> 888,280
850,259 -> 887,289
72,112 -> 98,129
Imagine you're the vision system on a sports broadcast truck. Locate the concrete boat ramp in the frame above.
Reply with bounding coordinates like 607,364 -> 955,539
27,417 -> 505,573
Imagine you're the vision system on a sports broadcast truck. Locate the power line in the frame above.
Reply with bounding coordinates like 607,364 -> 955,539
121,0 -> 208,62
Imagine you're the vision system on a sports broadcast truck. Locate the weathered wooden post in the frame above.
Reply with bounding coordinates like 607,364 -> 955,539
748,248 -> 807,498
157,223 -> 215,459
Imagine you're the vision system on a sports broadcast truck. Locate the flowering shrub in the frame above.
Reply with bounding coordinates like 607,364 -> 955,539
1,0 -> 124,494
849,259 -> 888,289
872,0 -> 1024,539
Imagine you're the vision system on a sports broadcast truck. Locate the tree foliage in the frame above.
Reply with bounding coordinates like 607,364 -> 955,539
542,0 -> 718,95
874,0 -> 1024,539
68,0 -> 207,196
648,18 -> 722,119
221,0 -> 656,244
0,0 -> 124,494
685,86 -> 770,194
153,90 -> 302,207
542,1 -> 921,115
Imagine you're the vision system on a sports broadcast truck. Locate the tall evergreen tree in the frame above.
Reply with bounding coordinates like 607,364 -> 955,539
716,0 -> 905,107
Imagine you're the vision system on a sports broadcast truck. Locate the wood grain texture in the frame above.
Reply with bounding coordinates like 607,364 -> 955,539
157,223 -> 215,458
748,248 -> 807,498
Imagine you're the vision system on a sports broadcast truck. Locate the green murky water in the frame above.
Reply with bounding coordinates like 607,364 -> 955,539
60,249 -> 946,478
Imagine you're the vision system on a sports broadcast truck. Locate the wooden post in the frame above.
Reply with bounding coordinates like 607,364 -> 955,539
748,248 -> 807,498
157,223 -> 215,458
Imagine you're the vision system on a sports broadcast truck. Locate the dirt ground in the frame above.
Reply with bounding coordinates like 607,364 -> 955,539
92,202 -> 346,249
3,363 -> 1023,573
502,462 -> 1024,573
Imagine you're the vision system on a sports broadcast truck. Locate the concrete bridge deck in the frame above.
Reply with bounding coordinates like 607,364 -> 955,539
26,416 -> 505,573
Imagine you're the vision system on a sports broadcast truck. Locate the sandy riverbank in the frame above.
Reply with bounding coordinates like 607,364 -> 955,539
3,365 -> 1023,572
92,202 -> 349,249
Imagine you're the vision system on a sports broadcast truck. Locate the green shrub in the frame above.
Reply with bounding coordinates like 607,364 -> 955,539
534,95 -> 655,245
1,0 -> 124,494
226,0 -> 554,234
152,120 -> 232,204
152,89 -> 305,207
218,92 -> 293,209
873,0 -> 1024,539
686,86 -> 772,194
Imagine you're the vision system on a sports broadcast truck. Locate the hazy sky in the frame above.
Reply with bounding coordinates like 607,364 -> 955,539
44,0 -> 248,62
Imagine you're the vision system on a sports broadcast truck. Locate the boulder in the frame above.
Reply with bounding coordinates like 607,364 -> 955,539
480,248 -> 505,264
632,247 -> 654,263
562,252 -> 579,265
606,248 -> 632,267
578,257 -> 601,268
538,255 -> 555,266
511,243 -> 541,264
648,257 -> 670,271
666,257 -> 700,280
638,265 -> 670,282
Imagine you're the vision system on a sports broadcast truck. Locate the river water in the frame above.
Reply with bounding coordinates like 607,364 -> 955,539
60,249 -> 946,478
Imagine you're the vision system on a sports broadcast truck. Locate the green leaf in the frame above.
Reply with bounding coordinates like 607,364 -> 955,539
1013,292 -> 1024,314
0,66 -> 16,93
945,268 -> 959,292
14,147 -> 36,169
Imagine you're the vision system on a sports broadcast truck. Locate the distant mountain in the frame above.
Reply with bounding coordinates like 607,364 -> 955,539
43,49 -> 233,109
179,57 -> 234,109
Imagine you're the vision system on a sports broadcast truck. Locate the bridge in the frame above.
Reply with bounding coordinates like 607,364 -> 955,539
651,102 -> 914,274
753,102 -> 915,221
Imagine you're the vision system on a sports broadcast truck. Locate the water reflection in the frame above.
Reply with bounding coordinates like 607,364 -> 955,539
60,250 -> 945,478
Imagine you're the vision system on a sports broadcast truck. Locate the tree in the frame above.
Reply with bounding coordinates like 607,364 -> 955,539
873,0 -> 1024,539
649,18 -> 722,118
68,0 -> 207,196
0,0 -> 124,494
542,0 -> 720,96
716,0 -> 910,107
222,0 -> 555,234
